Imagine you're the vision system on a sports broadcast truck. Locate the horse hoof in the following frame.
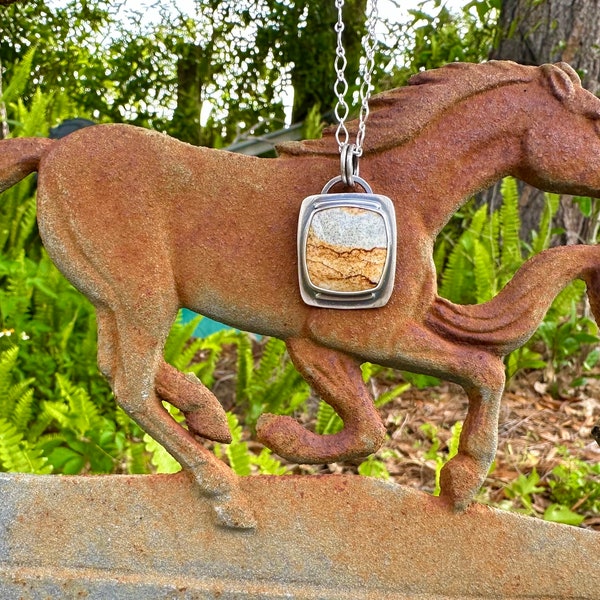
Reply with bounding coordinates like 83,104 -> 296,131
213,494 -> 257,530
438,455 -> 483,513
185,407 -> 232,444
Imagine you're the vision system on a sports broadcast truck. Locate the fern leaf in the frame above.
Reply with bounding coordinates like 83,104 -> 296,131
143,433 -> 181,474
315,400 -> 343,435
1,47 -> 36,105
55,373 -> 101,436
473,239 -> 496,303
0,346 -> 20,417
499,177 -> 522,277
235,333 -> 254,404
439,230 -> 476,303
252,447 -> 288,475
127,441 -> 150,474
433,237 -> 449,276
254,337 -> 286,386
223,413 -> 251,476
0,417 -> 51,474
12,195 -> 37,253
531,192 -> 561,255
12,388 -> 34,431
163,311 -> 202,365
260,361 -> 309,418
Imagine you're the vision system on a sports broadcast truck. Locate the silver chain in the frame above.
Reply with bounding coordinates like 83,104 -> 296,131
333,0 -> 379,163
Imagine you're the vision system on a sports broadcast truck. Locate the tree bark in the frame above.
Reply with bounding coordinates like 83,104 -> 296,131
491,0 -> 600,244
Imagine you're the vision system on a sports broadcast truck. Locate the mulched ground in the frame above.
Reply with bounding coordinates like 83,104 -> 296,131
210,338 -> 600,531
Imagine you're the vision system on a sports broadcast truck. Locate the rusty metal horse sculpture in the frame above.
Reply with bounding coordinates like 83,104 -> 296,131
2,60 -> 600,528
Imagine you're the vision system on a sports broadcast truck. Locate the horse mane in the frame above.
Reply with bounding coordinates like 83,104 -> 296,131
276,61 -> 547,158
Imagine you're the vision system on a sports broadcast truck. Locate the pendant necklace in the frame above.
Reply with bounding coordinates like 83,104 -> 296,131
297,0 -> 397,309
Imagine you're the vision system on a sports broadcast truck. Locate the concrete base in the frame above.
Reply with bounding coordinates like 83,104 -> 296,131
0,472 -> 598,599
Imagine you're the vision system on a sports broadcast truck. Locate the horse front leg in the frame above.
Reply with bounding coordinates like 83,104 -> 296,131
100,309 -> 255,529
438,364 -> 504,511
155,361 -> 232,444
256,338 -> 386,463
403,325 -> 506,511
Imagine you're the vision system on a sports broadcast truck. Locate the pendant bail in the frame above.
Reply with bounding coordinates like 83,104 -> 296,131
340,143 -> 359,187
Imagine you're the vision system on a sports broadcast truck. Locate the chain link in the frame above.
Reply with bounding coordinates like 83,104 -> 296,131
333,0 -> 379,160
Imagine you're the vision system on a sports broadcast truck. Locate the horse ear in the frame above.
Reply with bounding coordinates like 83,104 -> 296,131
555,62 -> 581,85
541,63 -> 575,101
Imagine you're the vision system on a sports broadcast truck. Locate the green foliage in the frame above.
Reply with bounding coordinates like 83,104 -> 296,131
502,469 -> 545,514
420,420 -> 462,496
358,450 -> 394,480
534,306 -> 600,387
547,448 -> 600,518
498,452 -> 598,527
435,177 -> 597,381
235,336 -> 310,429
214,412 -> 288,476
384,0 -> 498,87
438,177 -> 526,305
315,381 -> 410,436
164,313 -> 240,388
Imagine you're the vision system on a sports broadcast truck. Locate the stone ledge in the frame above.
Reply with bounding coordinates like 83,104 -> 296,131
0,472 -> 598,599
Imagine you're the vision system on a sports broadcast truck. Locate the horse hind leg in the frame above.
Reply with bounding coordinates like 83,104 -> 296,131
256,338 -> 386,463
438,362 -> 505,511
98,307 -> 254,529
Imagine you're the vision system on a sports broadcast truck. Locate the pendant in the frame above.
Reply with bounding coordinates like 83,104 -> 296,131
298,175 -> 396,309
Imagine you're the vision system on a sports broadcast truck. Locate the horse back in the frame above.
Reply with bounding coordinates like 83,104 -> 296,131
35,123 -> 310,337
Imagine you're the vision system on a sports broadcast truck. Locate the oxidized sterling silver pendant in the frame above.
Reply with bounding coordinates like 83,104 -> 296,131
298,175 -> 396,309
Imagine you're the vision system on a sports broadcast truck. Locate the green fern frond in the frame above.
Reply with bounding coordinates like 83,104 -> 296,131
473,239 -> 496,303
254,337 -> 286,386
360,362 -> 383,383
163,312 -> 202,366
143,433 -> 181,474
468,203 -> 488,237
12,388 -> 34,431
531,192 -> 561,255
260,361 -> 310,416
1,47 -> 36,105
191,328 -> 241,387
126,441 -> 150,474
253,447 -> 288,475
548,280 -> 586,320
12,195 -> 37,253
235,333 -> 254,404
315,400 -> 343,435
0,346 -> 20,408
499,177 -> 522,276
0,417 -> 51,474
16,88 -> 51,138
223,412 -> 251,476
55,373 -> 102,436
439,231 -> 476,304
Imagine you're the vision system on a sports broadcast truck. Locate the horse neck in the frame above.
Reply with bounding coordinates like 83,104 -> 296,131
359,85 -> 531,238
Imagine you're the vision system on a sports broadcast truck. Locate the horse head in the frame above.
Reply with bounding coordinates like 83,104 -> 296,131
519,62 -> 600,196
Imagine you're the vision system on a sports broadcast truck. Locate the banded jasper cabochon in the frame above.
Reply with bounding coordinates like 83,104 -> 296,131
305,206 -> 388,293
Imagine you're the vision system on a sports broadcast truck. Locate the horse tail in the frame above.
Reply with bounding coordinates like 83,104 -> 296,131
0,138 -> 54,193
426,245 -> 600,356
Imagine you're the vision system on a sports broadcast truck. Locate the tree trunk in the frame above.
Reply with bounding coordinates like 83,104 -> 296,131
491,0 -> 600,244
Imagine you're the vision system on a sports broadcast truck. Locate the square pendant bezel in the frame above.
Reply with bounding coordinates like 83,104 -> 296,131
298,191 -> 397,309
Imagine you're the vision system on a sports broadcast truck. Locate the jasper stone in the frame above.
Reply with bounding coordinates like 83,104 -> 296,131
305,206 -> 388,292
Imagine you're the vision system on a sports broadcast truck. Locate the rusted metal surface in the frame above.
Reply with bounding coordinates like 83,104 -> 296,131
0,472 -> 598,599
1,61 -> 600,526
